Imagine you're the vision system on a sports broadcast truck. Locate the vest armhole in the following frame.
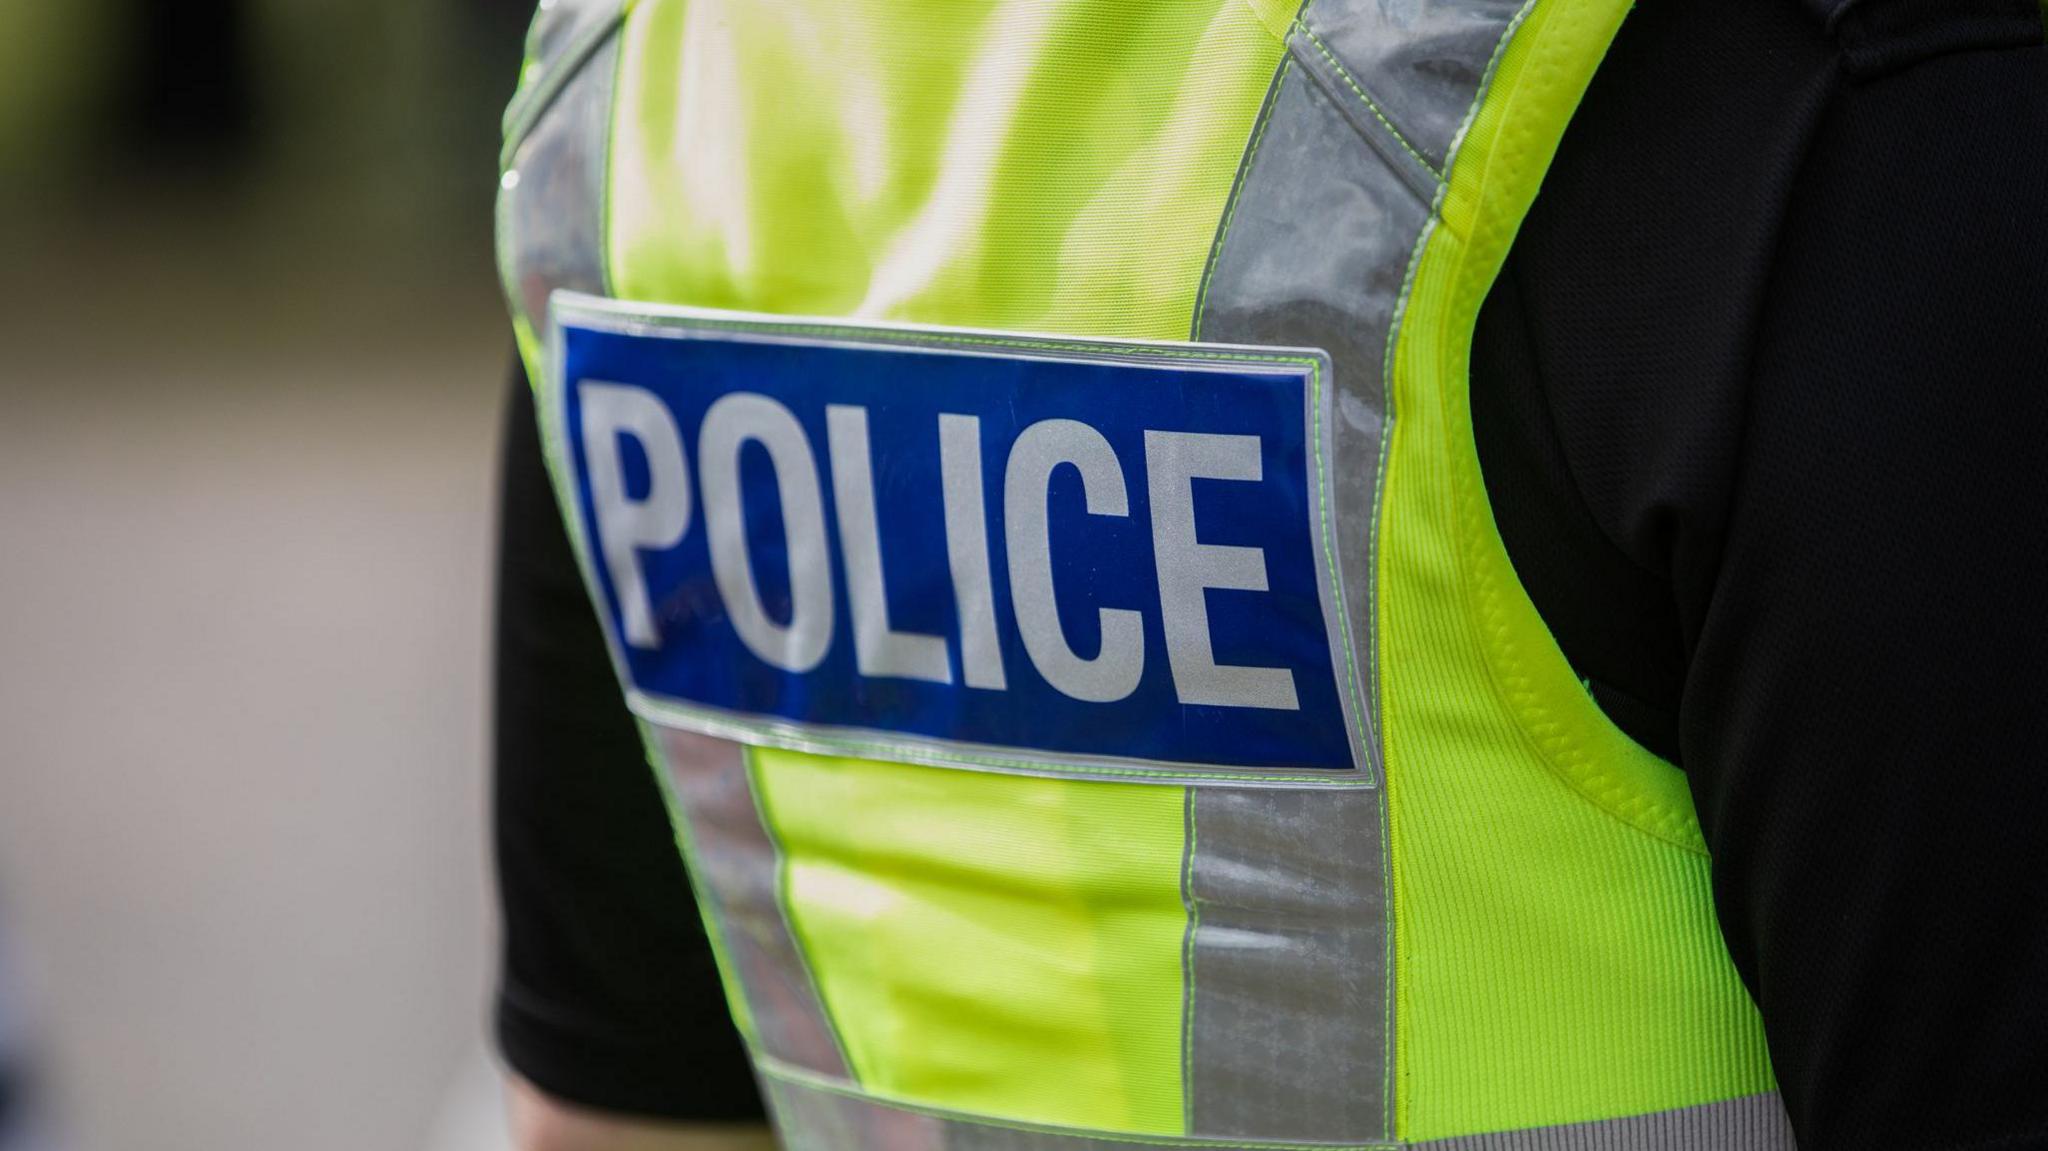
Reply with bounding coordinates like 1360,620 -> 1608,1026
1390,0 -> 1707,855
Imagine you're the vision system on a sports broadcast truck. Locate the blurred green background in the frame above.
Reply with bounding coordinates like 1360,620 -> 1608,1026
0,3 -> 534,1149
1,0 -> 524,344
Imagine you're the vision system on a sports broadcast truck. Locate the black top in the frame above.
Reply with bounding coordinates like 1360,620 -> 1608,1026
492,1 -> 2048,1145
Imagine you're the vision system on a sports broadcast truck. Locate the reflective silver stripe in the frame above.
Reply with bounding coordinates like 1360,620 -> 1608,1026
1196,37 -> 1429,785
1418,1095 -> 1797,1151
654,728 -> 850,1078
502,0 -> 628,148
497,23 -> 619,344
1186,36 -> 1410,1144
764,1062 -> 1788,1150
1183,786 -> 1389,1142
1297,0 -> 1525,173
1188,0 -> 1524,1137
1284,33 -> 1442,206
495,0 -> 854,1091
524,0 -> 627,80
760,1066 -> 1397,1150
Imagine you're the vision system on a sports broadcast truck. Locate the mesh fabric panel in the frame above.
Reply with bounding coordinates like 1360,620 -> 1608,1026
1377,0 -> 1777,1138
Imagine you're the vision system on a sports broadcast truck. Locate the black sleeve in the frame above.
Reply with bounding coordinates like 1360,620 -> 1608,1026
494,362 -> 765,1121
1474,2 -> 2048,1148
1680,32 -> 2048,1151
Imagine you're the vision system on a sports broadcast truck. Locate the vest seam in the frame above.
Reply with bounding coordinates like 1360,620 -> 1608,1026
1192,56 -> 1297,343
1177,786 -> 1201,1136
500,3 -> 629,170
742,748 -> 861,1081
1188,17 -> 1400,1139
1375,0 -> 1545,1134
1292,24 -> 1445,182
1374,157 -> 1433,1151
1465,540 -> 1709,854
1413,0 -> 1714,856
637,726 -> 770,1053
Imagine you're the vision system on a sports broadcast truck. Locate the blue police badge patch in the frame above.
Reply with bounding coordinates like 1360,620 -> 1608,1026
543,293 -> 1371,783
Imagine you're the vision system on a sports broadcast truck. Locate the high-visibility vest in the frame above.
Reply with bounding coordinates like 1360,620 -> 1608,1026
496,1 -> 1790,1146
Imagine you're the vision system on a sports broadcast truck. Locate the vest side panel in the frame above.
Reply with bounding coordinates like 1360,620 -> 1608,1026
1376,0 -> 1780,1140
1191,0 -> 1558,1135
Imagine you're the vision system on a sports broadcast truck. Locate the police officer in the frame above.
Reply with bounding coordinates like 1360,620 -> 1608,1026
491,1 -> 2048,1148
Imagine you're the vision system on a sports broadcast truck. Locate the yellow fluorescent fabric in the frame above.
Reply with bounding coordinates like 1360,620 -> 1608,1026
583,0 -> 1782,1141
748,749 -> 1189,1134
1379,0 -> 1776,1139
607,0 -> 1294,340
604,0 -> 1294,1134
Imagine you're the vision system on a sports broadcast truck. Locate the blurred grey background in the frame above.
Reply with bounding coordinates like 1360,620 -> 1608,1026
0,2 -> 532,1147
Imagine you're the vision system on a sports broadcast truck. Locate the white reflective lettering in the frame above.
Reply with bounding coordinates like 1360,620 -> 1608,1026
579,381 -> 692,650
826,404 -> 951,684
1003,419 -> 1143,703
1144,431 -> 1299,710
939,413 -> 1006,690
699,393 -> 833,673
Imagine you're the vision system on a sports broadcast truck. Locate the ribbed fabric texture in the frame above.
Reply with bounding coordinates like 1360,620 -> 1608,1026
1378,0 -> 1777,1139
1468,2 -> 2048,1145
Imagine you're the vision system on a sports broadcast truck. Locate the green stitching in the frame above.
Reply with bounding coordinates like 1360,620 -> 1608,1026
1437,0 -> 1539,199
1294,25 -> 1443,181
1304,335 -> 1373,782
1406,0 -> 1713,854
754,1054 -> 1400,1151
1183,799 -> 1197,1116
1188,17 -> 1372,778
500,3 -> 628,169
636,715 -> 762,1044
1365,0 -> 1546,1132
1192,54 -> 1294,341
743,747 -> 863,1074
1360,80 -> 1435,1151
